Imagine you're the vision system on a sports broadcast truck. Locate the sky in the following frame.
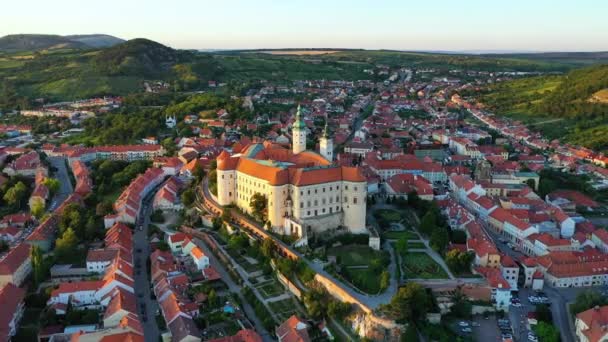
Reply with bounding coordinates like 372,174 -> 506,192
1,0 -> 607,52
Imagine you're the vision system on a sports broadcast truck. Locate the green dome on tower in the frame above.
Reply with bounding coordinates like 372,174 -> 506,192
293,105 -> 306,130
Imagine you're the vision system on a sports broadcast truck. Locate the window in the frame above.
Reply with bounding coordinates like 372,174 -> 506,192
345,185 -> 349,190
353,197 -> 358,204
323,187 -> 326,192
300,203 -> 304,208
322,208 -> 326,213
300,191 -> 303,196
322,198 -> 326,205
229,192 -> 232,197
315,189 -> 317,194
314,200 -> 318,206
336,196 -> 339,202
222,175 -> 225,179
354,186 -> 358,191
315,210 -> 318,215
307,201 -> 311,207
308,190 -> 310,195
307,211 -> 310,216
344,196 -> 348,202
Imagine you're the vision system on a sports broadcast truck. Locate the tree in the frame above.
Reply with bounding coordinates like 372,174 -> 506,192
380,271 -> 390,291
221,208 -> 231,223
401,324 -> 419,342
181,189 -> 195,207
211,217 -> 223,231
383,282 -> 430,322
430,227 -> 448,253
535,304 -> 552,323
0,240 -> 8,253
534,322 -> 560,342
249,192 -> 267,222
571,290 -> 608,314
419,210 -> 437,236
208,289 -> 218,308
192,162 -> 205,182
3,181 -> 27,208
31,245 -> 45,285
261,238 -> 276,259
95,201 -> 113,216
55,227 -> 79,262
31,198 -> 45,219
161,137 -> 177,156
396,236 -> 408,256
42,178 -> 61,195
327,300 -> 352,320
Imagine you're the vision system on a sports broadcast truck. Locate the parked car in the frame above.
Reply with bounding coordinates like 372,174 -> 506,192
458,321 -> 469,327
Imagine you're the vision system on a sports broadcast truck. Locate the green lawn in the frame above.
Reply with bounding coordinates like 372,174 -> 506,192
373,209 -> 402,223
402,252 -> 448,279
384,230 -> 418,240
329,245 -> 380,266
407,242 -> 426,249
328,244 -> 390,294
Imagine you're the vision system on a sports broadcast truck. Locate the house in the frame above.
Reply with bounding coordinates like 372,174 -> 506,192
591,230 -> 608,254
575,305 -> 608,342
500,256 -> 519,290
276,315 -> 311,342
385,174 -> 434,200
0,243 -> 32,287
190,247 -> 209,270
0,283 -> 26,341
208,329 -> 263,342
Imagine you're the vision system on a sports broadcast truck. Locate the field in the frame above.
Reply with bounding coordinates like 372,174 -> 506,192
402,252 -> 448,279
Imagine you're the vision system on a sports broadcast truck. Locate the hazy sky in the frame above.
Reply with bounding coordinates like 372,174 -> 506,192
2,0 -> 607,51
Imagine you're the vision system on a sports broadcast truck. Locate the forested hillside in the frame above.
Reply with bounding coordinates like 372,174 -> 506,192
481,64 -> 608,150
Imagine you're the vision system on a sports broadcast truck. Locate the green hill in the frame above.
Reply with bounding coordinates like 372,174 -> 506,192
92,38 -> 187,78
0,34 -> 124,52
481,64 -> 608,150
0,34 -> 87,52
63,34 -> 125,48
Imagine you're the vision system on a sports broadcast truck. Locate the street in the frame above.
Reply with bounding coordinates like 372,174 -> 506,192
133,192 -> 160,340
47,156 -> 74,211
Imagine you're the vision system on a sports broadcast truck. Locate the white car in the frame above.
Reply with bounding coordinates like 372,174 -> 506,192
458,321 -> 469,327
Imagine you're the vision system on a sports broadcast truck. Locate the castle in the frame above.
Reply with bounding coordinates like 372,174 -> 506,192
216,106 -> 367,242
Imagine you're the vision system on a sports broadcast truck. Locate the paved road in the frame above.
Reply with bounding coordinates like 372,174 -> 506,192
47,157 -> 73,211
192,237 -> 274,342
133,193 -> 160,340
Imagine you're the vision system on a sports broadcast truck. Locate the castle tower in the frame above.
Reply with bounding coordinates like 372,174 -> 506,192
320,120 -> 333,162
292,105 -> 306,154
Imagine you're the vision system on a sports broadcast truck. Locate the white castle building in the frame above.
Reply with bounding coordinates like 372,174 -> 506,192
216,106 -> 367,241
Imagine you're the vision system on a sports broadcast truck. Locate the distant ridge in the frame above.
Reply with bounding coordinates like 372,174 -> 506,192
0,33 -> 125,52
